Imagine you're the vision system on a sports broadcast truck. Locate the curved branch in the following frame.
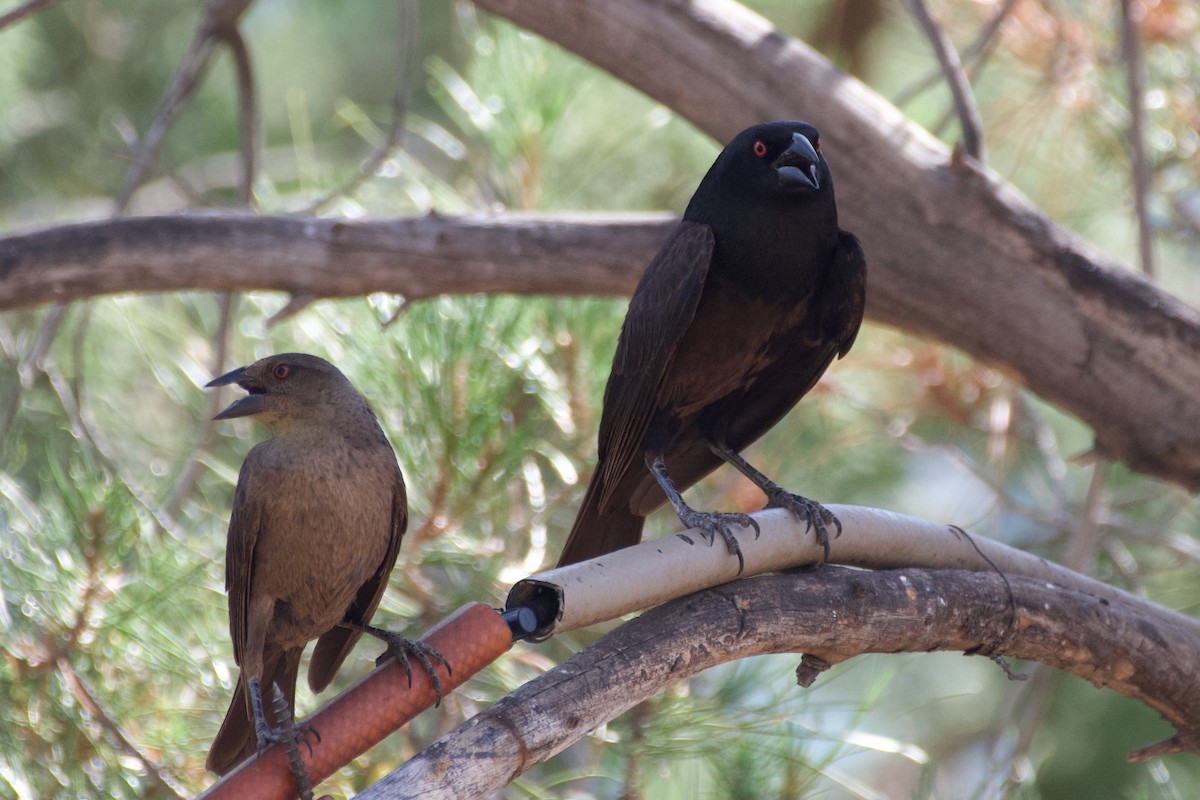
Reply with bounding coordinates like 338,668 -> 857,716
903,0 -> 985,161
114,0 -> 254,213
0,212 -> 665,305
359,567 -> 1200,800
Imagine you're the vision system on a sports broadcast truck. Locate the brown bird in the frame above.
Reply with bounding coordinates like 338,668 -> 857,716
558,121 -> 867,569
204,353 -> 445,779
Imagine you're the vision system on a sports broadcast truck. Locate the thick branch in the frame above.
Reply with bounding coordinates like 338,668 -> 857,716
5,204 -> 1200,493
359,568 -> 1200,800
468,0 -> 1200,488
0,212 -> 664,305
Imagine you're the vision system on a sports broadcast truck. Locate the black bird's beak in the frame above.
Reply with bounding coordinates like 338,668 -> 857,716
207,366 -> 267,420
774,132 -> 821,191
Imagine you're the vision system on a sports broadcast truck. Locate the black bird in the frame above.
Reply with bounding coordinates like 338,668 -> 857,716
557,121 -> 866,569
204,353 -> 446,781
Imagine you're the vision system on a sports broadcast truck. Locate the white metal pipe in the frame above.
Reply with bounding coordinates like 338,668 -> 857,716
507,504 -> 1198,638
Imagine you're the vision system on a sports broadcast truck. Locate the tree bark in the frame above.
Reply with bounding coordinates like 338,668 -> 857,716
357,568 -> 1200,800
0,212 -> 665,307
5,202 -> 1200,497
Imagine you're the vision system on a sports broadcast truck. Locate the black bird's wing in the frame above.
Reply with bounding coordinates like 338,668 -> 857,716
596,221 -> 715,502
556,221 -> 715,566
308,472 -> 407,692
628,230 -> 868,515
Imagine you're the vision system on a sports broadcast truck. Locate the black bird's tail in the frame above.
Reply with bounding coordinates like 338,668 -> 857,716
557,470 -> 645,567
206,650 -> 301,776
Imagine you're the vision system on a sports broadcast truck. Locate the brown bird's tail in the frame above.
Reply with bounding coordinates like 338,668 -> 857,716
206,650 -> 301,775
557,471 -> 646,567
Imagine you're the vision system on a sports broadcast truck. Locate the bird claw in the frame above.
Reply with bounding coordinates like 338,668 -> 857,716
255,710 -> 318,756
677,509 -> 759,573
375,635 -> 452,706
259,683 -> 318,800
765,489 -> 840,563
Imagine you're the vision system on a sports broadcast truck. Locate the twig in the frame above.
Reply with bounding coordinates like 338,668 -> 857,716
165,292 -> 236,518
620,699 -> 654,800
893,0 -> 1020,108
166,2 -> 259,510
264,293 -> 315,327
0,330 -> 24,441
57,657 -> 187,800
114,0 -> 253,212
0,0 -> 63,30
904,0 -> 986,162
220,23 -> 259,206
1062,458 -> 1111,574
165,9 -> 256,515
1120,0 -> 1155,278
41,360 -> 190,543
18,303 -> 69,386
0,303 -> 71,440
985,665 -> 1055,797
307,0 -> 420,212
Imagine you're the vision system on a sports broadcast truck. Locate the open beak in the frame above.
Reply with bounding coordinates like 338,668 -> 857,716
206,366 -> 266,420
774,132 -> 821,190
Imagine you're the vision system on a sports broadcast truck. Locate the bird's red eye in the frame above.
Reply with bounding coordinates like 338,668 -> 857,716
273,364 -> 291,380
813,137 -> 821,153
753,140 -> 768,158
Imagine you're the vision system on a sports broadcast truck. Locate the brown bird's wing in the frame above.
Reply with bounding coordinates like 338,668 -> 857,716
629,231 -> 867,514
308,473 -> 407,693
225,453 -> 267,670
556,222 -> 714,566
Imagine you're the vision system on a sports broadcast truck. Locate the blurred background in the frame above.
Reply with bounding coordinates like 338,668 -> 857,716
1,0 -> 1199,797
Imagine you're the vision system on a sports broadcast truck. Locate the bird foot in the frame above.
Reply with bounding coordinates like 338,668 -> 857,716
374,634 -> 452,706
676,508 -> 760,573
765,489 -> 841,563
259,684 -> 320,800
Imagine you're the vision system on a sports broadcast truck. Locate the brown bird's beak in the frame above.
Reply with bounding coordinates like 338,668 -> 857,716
206,366 -> 267,420
774,132 -> 821,191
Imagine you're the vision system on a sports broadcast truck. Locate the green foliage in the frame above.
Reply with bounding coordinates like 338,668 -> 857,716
1,1 -> 1199,798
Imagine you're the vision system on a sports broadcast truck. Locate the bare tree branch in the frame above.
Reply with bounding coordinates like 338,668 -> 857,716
1063,458 -> 1111,573
893,0 -> 1019,109
0,0 -> 63,31
0,212 -> 661,305
307,0 -> 420,212
219,23 -> 258,207
904,0 -> 985,161
164,292 -> 234,518
57,658 -> 187,800
359,568 -> 1200,799
114,0 -> 253,213
1119,0 -> 1155,278
3,202 -> 1200,494
161,10 -> 257,517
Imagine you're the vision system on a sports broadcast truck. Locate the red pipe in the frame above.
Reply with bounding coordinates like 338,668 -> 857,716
196,602 -> 513,800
